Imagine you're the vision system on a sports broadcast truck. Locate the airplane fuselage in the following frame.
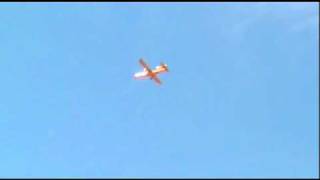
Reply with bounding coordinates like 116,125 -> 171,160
134,66 -> 167,79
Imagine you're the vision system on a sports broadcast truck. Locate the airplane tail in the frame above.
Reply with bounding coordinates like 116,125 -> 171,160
160,62 -> 169,72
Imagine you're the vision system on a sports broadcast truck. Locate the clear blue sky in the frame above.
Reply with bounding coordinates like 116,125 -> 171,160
0,2 -> 318,178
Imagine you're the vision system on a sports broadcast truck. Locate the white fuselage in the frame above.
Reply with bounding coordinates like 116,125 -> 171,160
134,65 -> 168,80
134,70 -> 150,79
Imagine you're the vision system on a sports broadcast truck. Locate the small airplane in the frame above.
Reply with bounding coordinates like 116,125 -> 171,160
134,58 -> 169,85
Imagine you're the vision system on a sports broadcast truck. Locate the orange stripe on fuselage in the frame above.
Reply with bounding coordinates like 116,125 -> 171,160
152,67 -> 166,74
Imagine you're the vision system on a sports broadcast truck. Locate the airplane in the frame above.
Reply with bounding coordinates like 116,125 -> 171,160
134,58 -> 169,85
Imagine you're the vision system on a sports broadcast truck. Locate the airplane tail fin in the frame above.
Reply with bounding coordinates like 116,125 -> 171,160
160,62 -> 169,72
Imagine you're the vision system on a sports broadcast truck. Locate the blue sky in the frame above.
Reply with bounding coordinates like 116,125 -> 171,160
0,2 -> 318,178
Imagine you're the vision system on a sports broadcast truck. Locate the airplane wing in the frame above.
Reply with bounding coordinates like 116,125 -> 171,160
139,58 -> 162,85
139,59 -> 152,73
152,75 -> 162,85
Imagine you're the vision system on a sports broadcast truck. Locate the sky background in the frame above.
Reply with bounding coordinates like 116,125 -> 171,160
0,2 -> 318,178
